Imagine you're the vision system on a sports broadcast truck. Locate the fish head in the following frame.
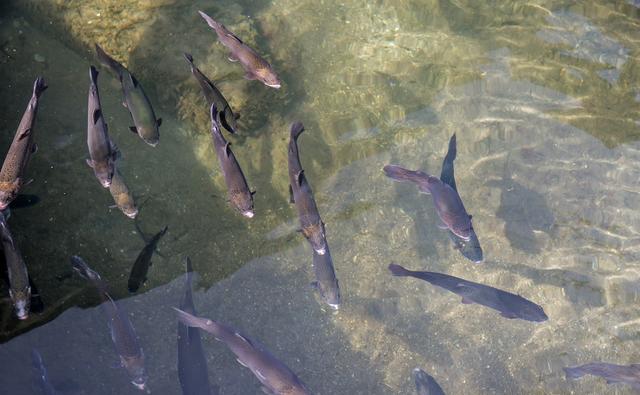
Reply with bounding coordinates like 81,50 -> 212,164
93,161 -> 114,188
142,134 -> 159,147
317,280 -> 340,310
519,302 -> 548,322
0,180 -> 21,209
231,191 -> 254,219
123,355 -> 148,391
9,285 -> 31,320
303,222 -> 327,255
255,68 -> 281,89
123,205 -> 139,219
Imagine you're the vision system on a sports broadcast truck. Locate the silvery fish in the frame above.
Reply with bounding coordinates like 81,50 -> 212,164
388,263 -> 548,322
31,349 -> 58,395
184,53 -> 239,135
95,44 -> 162,147
71,256 -> 148,392
564,362 -> 640,390
198,11 -> 281,89
0,211 -> 30,320
86,66 -> 118,188
0,77 -> 47,210
174,308 -> 312,395
311,245 -> 340,310
288,122 -> 327,255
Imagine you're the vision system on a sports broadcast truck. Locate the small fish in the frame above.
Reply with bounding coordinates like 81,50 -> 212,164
414,368 -> 445,395
198,11 -> 281,89
0,77 -> 47,210
311,245 -> 340,309
174,308 -> 312,395
184,53 -> 239,135
209,104 -> 254,218
95,44 -> 162,147
109,168 -> 138,219
564,362 -> 640,390
439,134 -> 483,263
32,349 -> 58,395
177,258 -> 215,395
288,122 -> 327,255
388,263 -> 548,322
71,256 -> 148,392
0,212 -> 30,320
128,226 -> 168,293
383,164 -> 473,241
86,66 -> 118,188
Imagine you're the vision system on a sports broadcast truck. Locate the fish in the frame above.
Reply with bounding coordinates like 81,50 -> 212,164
198,11 -> 281,89
383,164 -> 473,241
86,66 -> 118,188
0,77 -> 47,210
288,122 -> 327,255
128,225 -> 168,293
0,211 -> 30,320
414,368 -> 445,395
311,245 -> 340,310
183,53 -> 239,135
32,349 -> 58,395
177,258 -> 215,395
95,44 -> 162,147
564,362 -> 640,390
109,168 -> 138,219
388,263 -> 548,322
174,308 -> 312,395
71,256 -> 148,392
439,134 -> 483,263
209,104 -> 254,218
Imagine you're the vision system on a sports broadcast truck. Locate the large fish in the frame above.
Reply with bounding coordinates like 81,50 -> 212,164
177,258 -> 215,395
174,308 -> 312,395
209,104 -> 254,218
109,168 -> 138,219
183,53 -> 239,135
198,11 -> 281,89
0,211 -> 30,320
71,256 -> 148,392
414,368 -> 445,395
384,164 -> 473,241
128,225 -> 168,293
439,134 -> 483,263
0,77 -> 47,210
311,245 -> 340,310
288,122 -> 327,255
86,66 -> 118,188
31,349 -> 58,395
564,362 -> 640,390
388,263 -> 548,322
95,44 -> 162,147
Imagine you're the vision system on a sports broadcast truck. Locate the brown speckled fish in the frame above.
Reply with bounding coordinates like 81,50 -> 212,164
198,11 -> 281,89
108,168 -> 138,219
0,77 -> 47,210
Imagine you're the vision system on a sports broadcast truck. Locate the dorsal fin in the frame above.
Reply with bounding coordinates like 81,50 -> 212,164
128,73 -> 139,88
93,109 -> 102,125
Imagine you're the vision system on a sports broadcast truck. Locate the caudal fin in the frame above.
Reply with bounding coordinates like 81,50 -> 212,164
383,165 -> 432,187
89,65 -> 99,84
71,255 -> 102,282
563,367 -> 584,380
388,263 -> 410,277
95,44 -> 125,77
183,52 -> 194,67
32,77 -> 48,98
290,121 -> 305,141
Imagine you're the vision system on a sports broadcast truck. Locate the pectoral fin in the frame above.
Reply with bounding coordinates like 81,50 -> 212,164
243,72 -> 257,81
437,221 -> 449,230
295,170 -> 305,186
461,297 -> 473,304
236,358 -> 248,367
260,386 -> 276,395
157,118 -> 162,127
92,109 -> 102,125
129,126 -> 138,134
224,142 -> 232,158
31,143 -> 38,154
86,159 -> 94,168
17,128 -> 32,141
289,184 -> 295,204
500,311 -> 518,319
228,55 -> 239,62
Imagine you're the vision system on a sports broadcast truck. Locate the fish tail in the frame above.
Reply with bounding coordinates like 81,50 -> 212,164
444,133 -> 457,162
388,263 -> 410,277
71,255 -> 102,282
89,65 -> 99,84
184,256 -> 193,285
95,44 -> 125,77
183,52 -> 195,68
32,77 -> 48,98
383,165 -> 431,187
198,10 -> 221,31
563,367 -> 584,380
290,121 -> 305,141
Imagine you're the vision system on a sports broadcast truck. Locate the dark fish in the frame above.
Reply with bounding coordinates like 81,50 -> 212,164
288,122 -> 327,255
0,212 -> 30,320
209,104 -> 254,218
439,134 -> 483,263
9,194 -> 40,210
178,258 -> 215,395
0,77 -> 47,209
95,44 -> 162,147
198,11 -> 281,89
109,168 -> 138,219
71,256 -> 148,391
414,368 -> 445,395
183,53 -> 239,135
174,308 -> 312,395
31,349 -> 58,395
383,165 -> 473,241
564,362 -> 640,390
311,245 -> 340,309
86,66 -> 118,188
128,226 -> 168,293
388,263 -> 548,322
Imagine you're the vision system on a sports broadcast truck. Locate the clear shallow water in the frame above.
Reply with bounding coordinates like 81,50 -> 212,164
1,0 -> 640,394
